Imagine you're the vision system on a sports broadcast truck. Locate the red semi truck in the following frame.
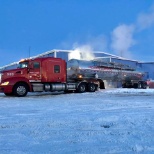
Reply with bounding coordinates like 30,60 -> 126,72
0,57 -> 102,97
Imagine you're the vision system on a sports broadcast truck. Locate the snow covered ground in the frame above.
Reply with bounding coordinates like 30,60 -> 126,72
0,88 -> 154,154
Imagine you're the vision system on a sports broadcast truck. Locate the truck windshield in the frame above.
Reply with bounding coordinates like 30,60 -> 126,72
19,62 -> 29,68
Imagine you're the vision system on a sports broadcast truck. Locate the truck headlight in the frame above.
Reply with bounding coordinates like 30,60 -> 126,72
1,81 -> 9,86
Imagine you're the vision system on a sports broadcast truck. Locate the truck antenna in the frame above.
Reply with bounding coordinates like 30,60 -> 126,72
29,46 -> 31,58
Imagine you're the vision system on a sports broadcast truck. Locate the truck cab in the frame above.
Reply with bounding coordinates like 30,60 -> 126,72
0,57 -> 67,96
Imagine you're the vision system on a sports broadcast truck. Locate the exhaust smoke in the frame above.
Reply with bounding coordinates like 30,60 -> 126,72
68,45 -> 95,60
111,24 -> 135,58
111,3 -> 154,59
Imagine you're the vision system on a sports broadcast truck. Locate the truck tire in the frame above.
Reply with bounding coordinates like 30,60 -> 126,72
77,83 -> 86,93
88,83 -> 96,92
13,83 -> 28,97
141,82 -> 147,89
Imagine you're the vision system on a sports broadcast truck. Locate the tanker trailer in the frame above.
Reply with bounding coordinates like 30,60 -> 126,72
67,59 -> 147,89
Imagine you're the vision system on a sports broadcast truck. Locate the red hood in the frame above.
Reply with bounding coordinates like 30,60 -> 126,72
2,67 -> 26,73
1,68 -> 28,81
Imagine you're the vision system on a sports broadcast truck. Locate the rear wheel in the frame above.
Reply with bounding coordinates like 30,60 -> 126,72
141,82 -> 147,89
88,83 -> 96,92
77,83 -> 86,93
13,83 -> 28,97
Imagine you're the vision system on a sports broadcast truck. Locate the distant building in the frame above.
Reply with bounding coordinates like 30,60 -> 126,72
0,49 -> 154,80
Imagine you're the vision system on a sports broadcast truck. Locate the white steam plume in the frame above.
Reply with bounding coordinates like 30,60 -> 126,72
111,4 -> 154,59
137,5 -> 154,30
111,24 -> 135,58
86,34 -> 108,51
67,35 -> 107,61
65,4 -> 154,60
68,44 -> 95,60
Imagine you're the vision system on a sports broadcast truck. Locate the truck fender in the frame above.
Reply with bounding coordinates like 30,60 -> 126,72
97,79 -> 105,89
4,77 -> 32,92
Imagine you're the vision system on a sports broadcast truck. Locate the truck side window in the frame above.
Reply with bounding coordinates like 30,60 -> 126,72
54,65 -> 60,73
33,62 -> 40,69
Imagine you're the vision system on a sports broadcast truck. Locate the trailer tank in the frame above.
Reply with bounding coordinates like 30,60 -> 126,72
67,59 -> 146,88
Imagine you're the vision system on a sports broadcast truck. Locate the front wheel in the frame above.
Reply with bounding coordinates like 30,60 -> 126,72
13,83 -> 28,97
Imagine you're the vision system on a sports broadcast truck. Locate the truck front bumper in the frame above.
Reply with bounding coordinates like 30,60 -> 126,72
0,85 -> 13,94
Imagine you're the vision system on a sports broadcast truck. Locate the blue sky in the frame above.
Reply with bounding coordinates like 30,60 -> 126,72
0,0 -> 154,66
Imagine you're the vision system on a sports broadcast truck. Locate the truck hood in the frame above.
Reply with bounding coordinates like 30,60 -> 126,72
2,67 -> 27,74
1,68 -> 28,81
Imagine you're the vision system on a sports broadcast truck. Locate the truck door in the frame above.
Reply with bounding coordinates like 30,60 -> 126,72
52,62 -> 62,82
44,59 -> 65,82
28,61 -> 41,82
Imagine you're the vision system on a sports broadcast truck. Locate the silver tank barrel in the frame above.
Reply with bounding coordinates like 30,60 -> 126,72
67,59 -> 144,81
67,59 -> 95,79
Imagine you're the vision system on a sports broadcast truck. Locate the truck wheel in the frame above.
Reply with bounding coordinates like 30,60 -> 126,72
13,83 -> 28,97
141,82 -> 147,89
77,83 -> 86,93
88,83 -> 96,92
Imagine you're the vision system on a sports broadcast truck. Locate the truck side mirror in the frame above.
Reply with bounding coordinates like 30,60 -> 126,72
29,63 -> 33,69
27,63 -> 33,73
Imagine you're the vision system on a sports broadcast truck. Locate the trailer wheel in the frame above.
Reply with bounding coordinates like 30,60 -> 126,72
141,82 -> 147,89
88,83 -> 96,92
77,83 -> 86,93
13,83 -> 28,97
